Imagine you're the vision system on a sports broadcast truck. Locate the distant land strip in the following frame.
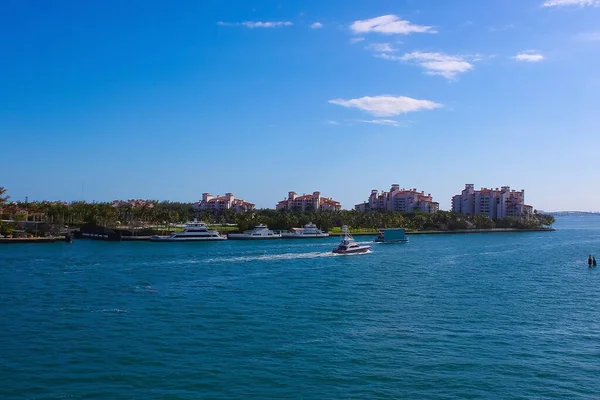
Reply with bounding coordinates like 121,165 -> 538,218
542,211 -> 600,216
330,227 -> 555,236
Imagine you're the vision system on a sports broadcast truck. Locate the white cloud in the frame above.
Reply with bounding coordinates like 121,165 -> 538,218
350,37 -> 365,44
329,95 -> 442,117
310,22 -> 323,29
513,50 -> 545,62
327,120 -> 342,125
543,0 -> 599,6
349,15 -> 436,35
242,21 -> 293,28
379,51 -> 475,79
359,119 -> 401,127
217,21 -> 293,28
365,43 -> 397,52
577,31 -> 600,41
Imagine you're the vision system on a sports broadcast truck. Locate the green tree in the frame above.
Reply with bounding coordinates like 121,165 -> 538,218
14,212 -> 27,221
496,217 -> 517,228
473,214 -> 495,229
0,221 -> 15,237
0,187 -> 9,206
540,214 -> 555,227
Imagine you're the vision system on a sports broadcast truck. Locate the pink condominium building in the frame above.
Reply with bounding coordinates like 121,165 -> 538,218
196,193 -> 255,213
451,184 -> 533,219
276,191 -> 341,211
355,184 -> 439,213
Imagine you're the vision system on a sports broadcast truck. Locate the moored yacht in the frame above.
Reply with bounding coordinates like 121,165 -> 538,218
332,226 -> 370,254
150,220 -> 226,242
228,224 -> 282,240
281,222 -> 329,239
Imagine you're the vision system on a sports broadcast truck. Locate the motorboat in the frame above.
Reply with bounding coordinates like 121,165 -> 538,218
281,222 -> 329,239
332,226 -> 370,254
374,228 -> 409,243
150,220 -> 226,242
228,224 -> 282,240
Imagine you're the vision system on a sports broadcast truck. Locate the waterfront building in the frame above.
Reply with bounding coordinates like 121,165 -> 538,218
276,191 -> 341,211
196,193 -> 255,213
355,184 -> 439,213
451,184 -> 533,219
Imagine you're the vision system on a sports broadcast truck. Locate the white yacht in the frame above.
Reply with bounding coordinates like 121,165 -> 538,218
150,220 -> 226,242
281,222 -> 329,239
228,224 -> 282,240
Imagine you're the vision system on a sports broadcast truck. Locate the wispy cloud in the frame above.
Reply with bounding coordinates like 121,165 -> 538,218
217,21 -> 293,28
513,50 -> 545,62
329,95 -> 442,117
378,51 -> 475,79
310,22 -> 323,29
365,43 -> 397,53
350,15 -> 436,35
358,119 -> 402,127
327,120 -> 342,125
489,24 -> 515,32
576,31 -> 600,41
543,0 -> 599,6
350,37 -> 365,44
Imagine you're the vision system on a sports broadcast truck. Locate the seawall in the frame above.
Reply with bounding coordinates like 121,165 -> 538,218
0,236 -> 65,244
407,228 -> 555,235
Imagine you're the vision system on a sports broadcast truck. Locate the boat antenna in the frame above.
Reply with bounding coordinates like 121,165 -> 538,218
342,225 -> 349,236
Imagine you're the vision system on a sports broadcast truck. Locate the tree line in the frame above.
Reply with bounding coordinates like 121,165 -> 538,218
0,187 -> 555,236
231,209 -> 554,232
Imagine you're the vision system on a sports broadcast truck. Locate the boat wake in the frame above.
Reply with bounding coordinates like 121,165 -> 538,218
204,251 -> 337,264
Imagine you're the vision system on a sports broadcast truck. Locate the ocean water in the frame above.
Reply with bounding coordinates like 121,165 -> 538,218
1,216 -> 600,399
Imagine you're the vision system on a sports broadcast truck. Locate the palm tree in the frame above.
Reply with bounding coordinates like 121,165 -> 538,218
0,187 -> 8,206
0,187 -> 9,220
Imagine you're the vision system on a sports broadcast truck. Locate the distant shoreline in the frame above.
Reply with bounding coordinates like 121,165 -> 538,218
0,236 -> 66,244
407,227 -> 555,235
1,227 -> 555,243
330,227 -> 556,236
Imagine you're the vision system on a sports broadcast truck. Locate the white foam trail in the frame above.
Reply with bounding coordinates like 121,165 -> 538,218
204,251 -> 337,263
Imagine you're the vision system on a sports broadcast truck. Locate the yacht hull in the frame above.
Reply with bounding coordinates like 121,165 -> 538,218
281,234 -> 329,239
150,236 -> 226,242
332,245 -> 371,254
374,239 -> 409,243
227,235 -> 282,240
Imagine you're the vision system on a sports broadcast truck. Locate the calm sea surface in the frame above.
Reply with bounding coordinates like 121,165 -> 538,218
1,216 -> 600,399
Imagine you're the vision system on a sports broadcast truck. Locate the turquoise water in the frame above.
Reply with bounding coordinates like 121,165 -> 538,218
1,217 -> 600,399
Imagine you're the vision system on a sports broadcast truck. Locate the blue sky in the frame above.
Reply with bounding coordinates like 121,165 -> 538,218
1,0 -> 599,211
